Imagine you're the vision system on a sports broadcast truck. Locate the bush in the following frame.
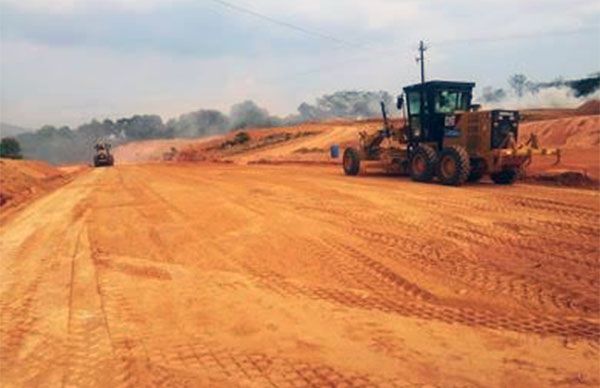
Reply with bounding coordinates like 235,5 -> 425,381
234,131 -> 251,144
0,137 -> 23,159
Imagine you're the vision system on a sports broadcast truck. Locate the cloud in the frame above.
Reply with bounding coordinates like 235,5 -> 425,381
1,0 -> 598,127
0,0 -> 190,13
2,0 -> 597,54
0,2 -> 286,58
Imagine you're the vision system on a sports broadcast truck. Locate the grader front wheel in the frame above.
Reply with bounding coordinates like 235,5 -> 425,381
343,148 -> 361,176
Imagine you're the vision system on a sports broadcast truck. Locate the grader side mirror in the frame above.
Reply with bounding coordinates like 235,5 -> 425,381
396,96 -> 404,110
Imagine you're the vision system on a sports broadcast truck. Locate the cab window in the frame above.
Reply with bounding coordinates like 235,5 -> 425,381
435,91 -> 460,113
408,92 -> 426,115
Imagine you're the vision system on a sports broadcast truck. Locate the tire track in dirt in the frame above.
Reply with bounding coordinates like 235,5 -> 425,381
210,178 -> 600,338
273,185 -> 599,317
1,177 -> 99,386
350,226 -> 598,315
61,223 -> 122,388
90,249 -> 402,387
419,191 -> 599,225
241,260 -> 599,341
0,272 -> 45,371
222,229 -> 599,341
185,167 -> 599,336
4,164 -> 597,386
147,338 -> 406,387
92,269 -> 155,387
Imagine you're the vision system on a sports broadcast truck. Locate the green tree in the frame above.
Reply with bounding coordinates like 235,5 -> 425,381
0,137 -> 23,159
508,74 -> 528,97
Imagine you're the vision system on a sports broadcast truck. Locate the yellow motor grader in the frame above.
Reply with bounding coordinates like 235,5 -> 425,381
343,81 -> 560,185
93,142 -> 115,167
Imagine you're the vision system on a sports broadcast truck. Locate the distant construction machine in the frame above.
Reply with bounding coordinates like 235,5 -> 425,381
93,142 -> 115,167
343,43 -> 560,186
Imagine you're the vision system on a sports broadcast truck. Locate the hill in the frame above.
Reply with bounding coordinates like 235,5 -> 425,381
0,122 -> 32,138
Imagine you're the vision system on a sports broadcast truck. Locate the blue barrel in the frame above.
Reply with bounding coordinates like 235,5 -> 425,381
330,144 -> 340,159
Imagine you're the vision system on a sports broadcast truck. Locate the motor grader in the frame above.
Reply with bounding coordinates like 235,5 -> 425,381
343,80 -> 560,185
93,142 -> 115,167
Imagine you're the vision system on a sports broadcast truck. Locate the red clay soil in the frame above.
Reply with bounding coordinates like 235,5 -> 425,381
520,115 -> 600,181
0,159 -> 77,219
576,99 -> 600,116
520,99 -> 600,122
520,115 -> 599,148
1,163 -> 599,386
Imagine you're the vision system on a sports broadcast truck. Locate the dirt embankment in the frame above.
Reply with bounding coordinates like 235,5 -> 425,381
112,101 -> 598,186
520,114 -> 600,184
111,120 -> 391,166
112,137 -> 219,164
520,99 -> 600,122
516,101 -> 599,186
520,114 -> 599,148
176,122 -> 376,165
0,159 -> 84,218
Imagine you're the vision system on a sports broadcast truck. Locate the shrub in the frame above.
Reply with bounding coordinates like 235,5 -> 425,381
234,131 -> 251,144
0,137 -> 23,159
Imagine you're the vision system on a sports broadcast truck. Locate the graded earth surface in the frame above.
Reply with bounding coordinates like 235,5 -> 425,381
1,163 -> 598,387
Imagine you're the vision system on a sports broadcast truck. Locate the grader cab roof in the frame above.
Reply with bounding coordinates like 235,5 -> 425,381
403,80 -> 476,93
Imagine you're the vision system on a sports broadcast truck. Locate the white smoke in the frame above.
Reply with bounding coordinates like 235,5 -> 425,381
481,86 -> 599,111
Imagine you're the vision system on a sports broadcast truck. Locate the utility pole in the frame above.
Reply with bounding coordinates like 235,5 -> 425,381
415,40 -> 428,142
416,40 -> 427,84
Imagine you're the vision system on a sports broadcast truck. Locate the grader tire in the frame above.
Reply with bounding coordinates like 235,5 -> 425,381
343,148 -> 361,176
409,144 -> 438,183
437,146 -> 470,186
468,158 -> 486,183
491,168 -> 519,185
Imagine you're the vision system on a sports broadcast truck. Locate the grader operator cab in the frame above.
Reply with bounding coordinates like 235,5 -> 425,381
343,80 -> 560,186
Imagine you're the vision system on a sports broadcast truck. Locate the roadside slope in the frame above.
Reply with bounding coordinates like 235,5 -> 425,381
1,159 -> 67,209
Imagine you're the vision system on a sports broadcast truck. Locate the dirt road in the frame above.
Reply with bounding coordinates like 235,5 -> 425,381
1,164 -> 599,387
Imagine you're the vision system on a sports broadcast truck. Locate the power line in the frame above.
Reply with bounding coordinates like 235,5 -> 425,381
208,0 -> 366,49
199,2 -> 598,86
208,0 -> 597,54
262,26 -> 598,85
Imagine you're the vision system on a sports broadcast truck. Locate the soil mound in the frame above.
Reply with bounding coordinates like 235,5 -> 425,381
0,159 -> 66,209
576,99 -> 600,116
524,169 -> 598,188
520,115 -> 599,148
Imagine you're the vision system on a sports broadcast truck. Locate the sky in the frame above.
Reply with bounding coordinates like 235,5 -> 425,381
1,0 -> 599,128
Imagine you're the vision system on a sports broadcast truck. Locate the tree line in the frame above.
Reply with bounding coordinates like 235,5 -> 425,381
7,91 -> 394,164
2,73 -> 598,164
